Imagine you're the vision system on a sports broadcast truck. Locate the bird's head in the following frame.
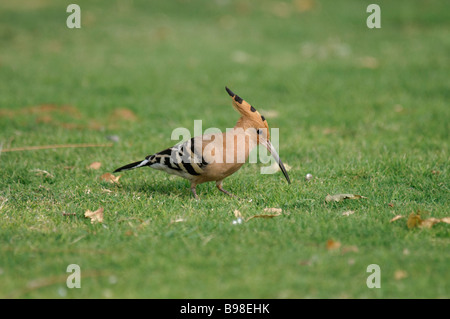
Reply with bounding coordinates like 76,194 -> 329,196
226,86 -> 291,184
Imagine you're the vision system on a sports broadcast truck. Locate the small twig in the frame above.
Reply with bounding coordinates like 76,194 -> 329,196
1,143 -> 113,152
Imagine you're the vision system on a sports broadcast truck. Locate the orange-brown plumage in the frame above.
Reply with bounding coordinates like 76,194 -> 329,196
114,87 -> 290,199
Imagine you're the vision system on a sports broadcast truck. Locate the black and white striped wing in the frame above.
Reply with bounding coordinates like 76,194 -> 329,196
147,137 -> 208,179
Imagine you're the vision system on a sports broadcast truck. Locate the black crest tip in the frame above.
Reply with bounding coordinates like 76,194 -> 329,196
225,86 -> 234,97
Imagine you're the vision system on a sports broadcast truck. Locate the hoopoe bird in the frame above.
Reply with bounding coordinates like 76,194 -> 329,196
113,87 -> 291,199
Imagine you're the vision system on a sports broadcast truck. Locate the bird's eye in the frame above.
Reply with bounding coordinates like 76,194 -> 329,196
257,129 -> 263,135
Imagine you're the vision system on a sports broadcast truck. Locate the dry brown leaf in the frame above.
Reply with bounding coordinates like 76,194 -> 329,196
407,212 -> 422,229
110,108 -> 137,122
406,211 -> 450,229
342,210 -> 355,216
394,270 -> 408,280
36,115 -> 53,124
88,161 -> 102,170
325,194 -> 367,203
99,173 -> 121,184
420,217 -> 450,229
341,245 -> 359,254
390,215 -> 404,223
84,207 -> 104,224
326,239 -> 341,251
294,0 -> 316,12
420,217 -> 441,229
323,127 -> 338,135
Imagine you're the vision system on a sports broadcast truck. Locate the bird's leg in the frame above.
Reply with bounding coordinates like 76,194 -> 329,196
190,183 -> 199,200
216,180 -> 239,199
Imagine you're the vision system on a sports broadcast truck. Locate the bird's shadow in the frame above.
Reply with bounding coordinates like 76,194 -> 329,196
118,178 -> 218,199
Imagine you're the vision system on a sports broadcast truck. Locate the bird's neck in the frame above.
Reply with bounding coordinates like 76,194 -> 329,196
234,117 -> 250,130
230,118 -> 259,159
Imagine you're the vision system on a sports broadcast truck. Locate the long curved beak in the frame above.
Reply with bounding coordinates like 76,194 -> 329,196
262,139 -> 291,184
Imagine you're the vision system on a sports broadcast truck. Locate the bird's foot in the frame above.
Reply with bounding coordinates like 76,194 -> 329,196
191,186 -> 200,200
216,184 -> 241,200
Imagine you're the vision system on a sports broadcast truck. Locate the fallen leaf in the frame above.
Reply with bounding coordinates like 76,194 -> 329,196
394,270 -> 408,280
326,239 -> 341,251
35,115 -> 53,124
325,194 -> 367,203
110,108 -> 137,122
390,215 -> 404,222
234,209 -> 243,219
407,212 -> 422,229
88,161 -> 102,170
388,203 -> 394,207
406,211 -> 450,229
341,245 -> 359,254
323,127 -> 338,135
298,260 -> 312,266
99,173 -> 121,184
342,210 -> 355,216
358,56 -> 379,69
420,217 -> 441,229
293,0 -> 316,12
394,104 -> 404,113
84,207 -> 104,224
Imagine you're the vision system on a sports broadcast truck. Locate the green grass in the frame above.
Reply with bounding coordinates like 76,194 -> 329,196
0,0 -> 449,298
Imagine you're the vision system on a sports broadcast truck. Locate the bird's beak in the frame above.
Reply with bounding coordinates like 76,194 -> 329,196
262,139 -> 291,184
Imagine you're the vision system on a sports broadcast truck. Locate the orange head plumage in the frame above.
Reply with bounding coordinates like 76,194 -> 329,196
225,86 -> 290,184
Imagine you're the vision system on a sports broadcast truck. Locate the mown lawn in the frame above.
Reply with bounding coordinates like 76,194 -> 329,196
0,0 -> 448,298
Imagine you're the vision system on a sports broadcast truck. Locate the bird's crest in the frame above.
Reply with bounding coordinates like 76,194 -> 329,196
225,87 -> 270,139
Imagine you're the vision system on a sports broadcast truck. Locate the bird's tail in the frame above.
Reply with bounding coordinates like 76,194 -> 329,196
113,159 -> 150,173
